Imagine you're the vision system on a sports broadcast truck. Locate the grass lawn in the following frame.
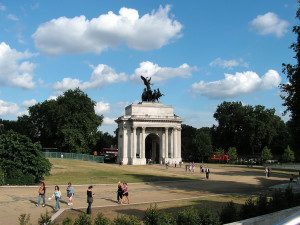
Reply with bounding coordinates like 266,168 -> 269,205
45,159 -> 198,184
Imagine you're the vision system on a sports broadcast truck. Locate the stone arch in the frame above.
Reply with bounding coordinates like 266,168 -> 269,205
145,133 -> 160,163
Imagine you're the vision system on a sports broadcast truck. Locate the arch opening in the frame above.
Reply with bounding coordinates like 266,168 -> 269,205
145,133 -> 160,164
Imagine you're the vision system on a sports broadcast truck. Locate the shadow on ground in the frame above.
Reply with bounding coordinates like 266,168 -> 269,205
54,199 -> 243,224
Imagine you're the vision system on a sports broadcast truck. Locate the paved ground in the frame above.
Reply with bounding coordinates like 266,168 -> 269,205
0,164 -> 291,225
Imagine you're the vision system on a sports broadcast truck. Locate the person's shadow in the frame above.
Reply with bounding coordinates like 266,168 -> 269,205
29,200 -> 54,210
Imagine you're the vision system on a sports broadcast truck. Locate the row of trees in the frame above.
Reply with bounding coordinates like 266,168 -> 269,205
0,88 -> 117,153
181,101 -> 293,162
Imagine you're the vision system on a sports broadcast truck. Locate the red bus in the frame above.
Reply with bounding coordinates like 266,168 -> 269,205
210,153 -> 229,163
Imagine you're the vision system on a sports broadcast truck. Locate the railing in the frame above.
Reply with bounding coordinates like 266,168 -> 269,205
44,152 -> 104,163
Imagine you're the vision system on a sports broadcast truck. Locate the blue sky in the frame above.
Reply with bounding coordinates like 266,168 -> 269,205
0,0 -> 297,134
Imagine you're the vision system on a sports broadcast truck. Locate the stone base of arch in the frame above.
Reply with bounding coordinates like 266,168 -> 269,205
115,102 -> 182,165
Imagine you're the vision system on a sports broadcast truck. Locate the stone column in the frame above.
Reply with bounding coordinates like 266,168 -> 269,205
165,127 -> 169,159
122,126 -> 127,158
178,127 -> 181,159
170,128 -> 174,158
141,127 -> 145,159
173,127 -> 178,158
132,126 -> 136,159
161,130 -> 165,158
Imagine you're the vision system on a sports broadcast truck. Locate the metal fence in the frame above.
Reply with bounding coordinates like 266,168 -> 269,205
44,152 -> 104,163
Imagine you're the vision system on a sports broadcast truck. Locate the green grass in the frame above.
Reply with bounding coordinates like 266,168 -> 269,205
44,159 -> 197,184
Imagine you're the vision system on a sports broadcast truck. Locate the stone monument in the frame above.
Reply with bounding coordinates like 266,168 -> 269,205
115,76 -> 182,165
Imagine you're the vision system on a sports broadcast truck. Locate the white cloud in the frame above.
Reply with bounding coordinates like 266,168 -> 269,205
95,101 -> 110,115
0,42 -> 36,89
7,14 -> 19,21
53,64 -> 127,92
0,99 -> 19,116
103,117 -> 116,125
191,69 -> 281,99
132,61 -> 196,82
33,5 -> 182,55
209,58 -> 248,69
250,12 -> 289,37
22,99 -> 37,108
47,95 -> 58,100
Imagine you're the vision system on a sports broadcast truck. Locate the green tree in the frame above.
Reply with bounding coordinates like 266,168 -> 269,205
23,89 -> 103,153
261,146 -> 273,162
192,129 -> 213,162
213,101 -> 289,156
228,147 -> 238,162
0,132 -> 51,184
282,146 -> 295,162
181,124 -> 198,161
280,2 -> 300,156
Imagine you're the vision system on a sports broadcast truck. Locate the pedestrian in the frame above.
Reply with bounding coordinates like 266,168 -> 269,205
122,183 -> 129,204
36,181 -> 46,207
117,181 -> 123,204
265,167 -> 268,178
48,185 -> 61,211
86,185 -> 94,214
205,168 -> 210,179
66,182 -> 75,206
179,161 -> 182,168
192,162 -> 195,173
267,167 -> 271,177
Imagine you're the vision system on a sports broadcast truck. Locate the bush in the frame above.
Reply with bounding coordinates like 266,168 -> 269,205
228,147 -> 237,162
0,167 -> 5,185
62,217 -> 72,225
269,189 -> 285,212
261,146 -> 273,162
256,194 -> 269,216
113,215 -> 141,225
219,201 -> 238,224
198,208 -> 220,225
38,211 -> 52,225
144,204 -> 175,225
239,197 -> 256,219
19,214 -> 32,225
5,169 -> 35,185
73,213 -> 92,225
0,132 -> 51,185
94,213 -> 110,225
282,146 -> 295,162
177,208 -> 199,225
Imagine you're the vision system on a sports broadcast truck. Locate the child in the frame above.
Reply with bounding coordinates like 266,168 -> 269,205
49,185 -> 61,211
122,183 -> 129,204
66,182 -> 75,206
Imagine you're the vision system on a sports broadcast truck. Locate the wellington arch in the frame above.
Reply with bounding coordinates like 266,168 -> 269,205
115,102 -> 182,165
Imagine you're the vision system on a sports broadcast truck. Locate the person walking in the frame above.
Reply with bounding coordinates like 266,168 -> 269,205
205,168 -> 210,179
66,182 -> 75,206
36,182 -> 46,207
265,167 -> 269,178
48,185 -> 61,211
122,183 -> 129,204
86,185 -> 94,214
117,182 -> 123,204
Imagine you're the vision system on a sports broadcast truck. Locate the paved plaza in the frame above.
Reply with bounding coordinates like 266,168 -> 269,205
0,164 -> 292,225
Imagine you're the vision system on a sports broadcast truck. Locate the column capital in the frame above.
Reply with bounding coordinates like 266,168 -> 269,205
165,127 -> 169,131
142,127 -> 146,131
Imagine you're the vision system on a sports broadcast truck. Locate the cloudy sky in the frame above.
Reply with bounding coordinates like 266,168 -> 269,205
0,0 -> 297,134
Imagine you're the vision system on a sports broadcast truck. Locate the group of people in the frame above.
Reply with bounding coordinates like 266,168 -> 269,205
116,182 -> 129,204
36,181 -> 129,214
265,167 -> 272,178
36,182 -> 75,212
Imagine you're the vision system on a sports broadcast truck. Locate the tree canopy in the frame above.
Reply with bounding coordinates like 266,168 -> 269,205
0,132 -> 51,184
212,102 -> 289,156
19,88 -> 103,153
280,2 -> 300,155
